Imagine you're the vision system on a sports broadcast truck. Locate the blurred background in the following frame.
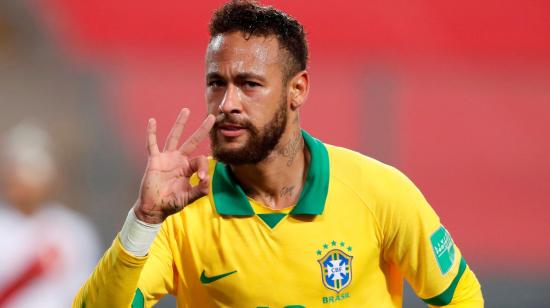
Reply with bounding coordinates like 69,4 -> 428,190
0,0 -> 548,307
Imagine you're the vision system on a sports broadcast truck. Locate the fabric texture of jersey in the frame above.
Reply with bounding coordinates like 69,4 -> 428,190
73,131 -> 483,307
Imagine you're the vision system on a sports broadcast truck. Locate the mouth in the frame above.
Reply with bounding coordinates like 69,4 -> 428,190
217,123 -> 247,138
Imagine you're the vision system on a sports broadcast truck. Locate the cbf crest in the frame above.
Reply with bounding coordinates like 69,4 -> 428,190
316,241 -> 353,293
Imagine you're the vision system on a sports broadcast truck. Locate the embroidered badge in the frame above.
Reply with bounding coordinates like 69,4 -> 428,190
430,225 -> 456,275
316,241 -> 353,293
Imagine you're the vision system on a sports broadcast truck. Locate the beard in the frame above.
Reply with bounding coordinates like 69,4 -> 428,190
210,95 -> 288,165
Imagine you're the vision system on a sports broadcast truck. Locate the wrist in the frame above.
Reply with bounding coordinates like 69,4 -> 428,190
133,201 -> 165,224
119,208 -> 162,257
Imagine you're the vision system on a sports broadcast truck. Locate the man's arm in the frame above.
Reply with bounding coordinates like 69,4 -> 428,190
72,235 -> 149,308
73,213 -> 177,308
379,168 -> 483,307
429,264 -> 484,307
73,109 -> 215,307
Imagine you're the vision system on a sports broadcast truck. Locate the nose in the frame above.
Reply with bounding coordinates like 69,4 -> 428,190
219,85 -> 242,115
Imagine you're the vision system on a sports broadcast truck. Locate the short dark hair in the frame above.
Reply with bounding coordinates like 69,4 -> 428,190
209,0 -> 308,80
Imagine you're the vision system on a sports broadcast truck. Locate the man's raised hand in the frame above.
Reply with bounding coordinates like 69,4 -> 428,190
133,108 -> 215,224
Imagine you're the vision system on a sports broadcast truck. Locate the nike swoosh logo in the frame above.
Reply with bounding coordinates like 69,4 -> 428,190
200,270 -> 237,284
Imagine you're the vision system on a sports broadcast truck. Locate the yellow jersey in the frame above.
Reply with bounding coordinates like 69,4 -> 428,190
74,131 -> 483,307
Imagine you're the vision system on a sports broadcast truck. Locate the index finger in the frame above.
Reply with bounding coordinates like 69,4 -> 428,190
179,114 -> 216,155
164,108 -> 190,151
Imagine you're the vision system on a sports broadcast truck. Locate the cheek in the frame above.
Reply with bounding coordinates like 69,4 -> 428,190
247,87 -> 279,108
206,91 -> 222,113
247,104 -> 277,128
206,101 -> 217,114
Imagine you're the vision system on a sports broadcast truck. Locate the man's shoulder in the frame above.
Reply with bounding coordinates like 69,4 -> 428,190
323,143 -> 419,201
324,144 -> 403,181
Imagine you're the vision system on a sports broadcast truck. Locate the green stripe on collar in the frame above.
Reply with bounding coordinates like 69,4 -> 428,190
212,130 -> 330,216
212,162 -> 255,216
290,130 -> 329,215
257,213 -> 286,228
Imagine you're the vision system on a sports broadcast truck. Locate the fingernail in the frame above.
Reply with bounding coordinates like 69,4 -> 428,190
198,171 -> 206,179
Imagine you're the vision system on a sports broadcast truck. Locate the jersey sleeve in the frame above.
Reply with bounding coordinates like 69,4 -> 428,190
73,220 -> 175,308
135,217 -> 177,307
377,168 -> 483,306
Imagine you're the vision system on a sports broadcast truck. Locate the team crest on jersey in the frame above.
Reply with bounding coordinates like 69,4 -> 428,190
316,241 -> 353,293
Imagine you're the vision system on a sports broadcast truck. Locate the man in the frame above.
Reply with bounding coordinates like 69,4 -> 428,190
74,1 -> 483,307
0,123 -> 100,308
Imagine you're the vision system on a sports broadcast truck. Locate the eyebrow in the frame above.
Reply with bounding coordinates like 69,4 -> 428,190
206,72 -> 267,83
206,72 -> 223,81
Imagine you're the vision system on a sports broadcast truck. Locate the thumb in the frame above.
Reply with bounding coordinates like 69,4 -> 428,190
186,156 -> 210,204
187,175 -> 210,204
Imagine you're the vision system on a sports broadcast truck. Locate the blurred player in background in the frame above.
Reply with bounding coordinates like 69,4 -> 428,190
0,122 -> 101,308
74,1 -> 483,307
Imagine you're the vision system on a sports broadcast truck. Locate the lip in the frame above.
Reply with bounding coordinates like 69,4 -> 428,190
217,124 -> 246,137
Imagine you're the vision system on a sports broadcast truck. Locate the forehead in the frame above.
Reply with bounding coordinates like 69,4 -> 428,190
206,32 -> 283,75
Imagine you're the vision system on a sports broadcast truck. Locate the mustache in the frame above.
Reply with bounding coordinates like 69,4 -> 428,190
213,114 -> 252,129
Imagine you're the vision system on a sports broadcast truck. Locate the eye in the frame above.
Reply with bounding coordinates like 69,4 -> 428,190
243,81 -> 261,88
207,80 -> 225,88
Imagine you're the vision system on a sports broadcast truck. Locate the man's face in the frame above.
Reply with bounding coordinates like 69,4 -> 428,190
205,32 -> 289,165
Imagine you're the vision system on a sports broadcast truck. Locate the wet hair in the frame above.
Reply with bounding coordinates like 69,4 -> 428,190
209,0 -> 308,80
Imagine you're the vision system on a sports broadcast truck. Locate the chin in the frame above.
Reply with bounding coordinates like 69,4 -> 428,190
213,149 -> 251,165
216,131 -> 249,146
218,143 -> 247,154
212,140 -> 246,161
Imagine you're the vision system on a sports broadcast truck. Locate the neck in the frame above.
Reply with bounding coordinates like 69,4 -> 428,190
230,127 -> 309,210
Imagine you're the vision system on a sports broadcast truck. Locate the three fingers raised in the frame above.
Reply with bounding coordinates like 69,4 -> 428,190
146,110 -> 215,157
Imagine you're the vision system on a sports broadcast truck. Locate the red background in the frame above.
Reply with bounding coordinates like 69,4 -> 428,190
32,0 -> 550,272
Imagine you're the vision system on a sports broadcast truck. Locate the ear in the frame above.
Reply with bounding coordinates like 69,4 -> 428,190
288,71 -> 309,110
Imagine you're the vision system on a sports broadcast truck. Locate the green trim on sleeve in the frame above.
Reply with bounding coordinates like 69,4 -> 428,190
131,288 -> 144,308
422,256 -> 467,306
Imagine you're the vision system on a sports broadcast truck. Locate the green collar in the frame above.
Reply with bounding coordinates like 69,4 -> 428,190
211,130 -> 330,216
